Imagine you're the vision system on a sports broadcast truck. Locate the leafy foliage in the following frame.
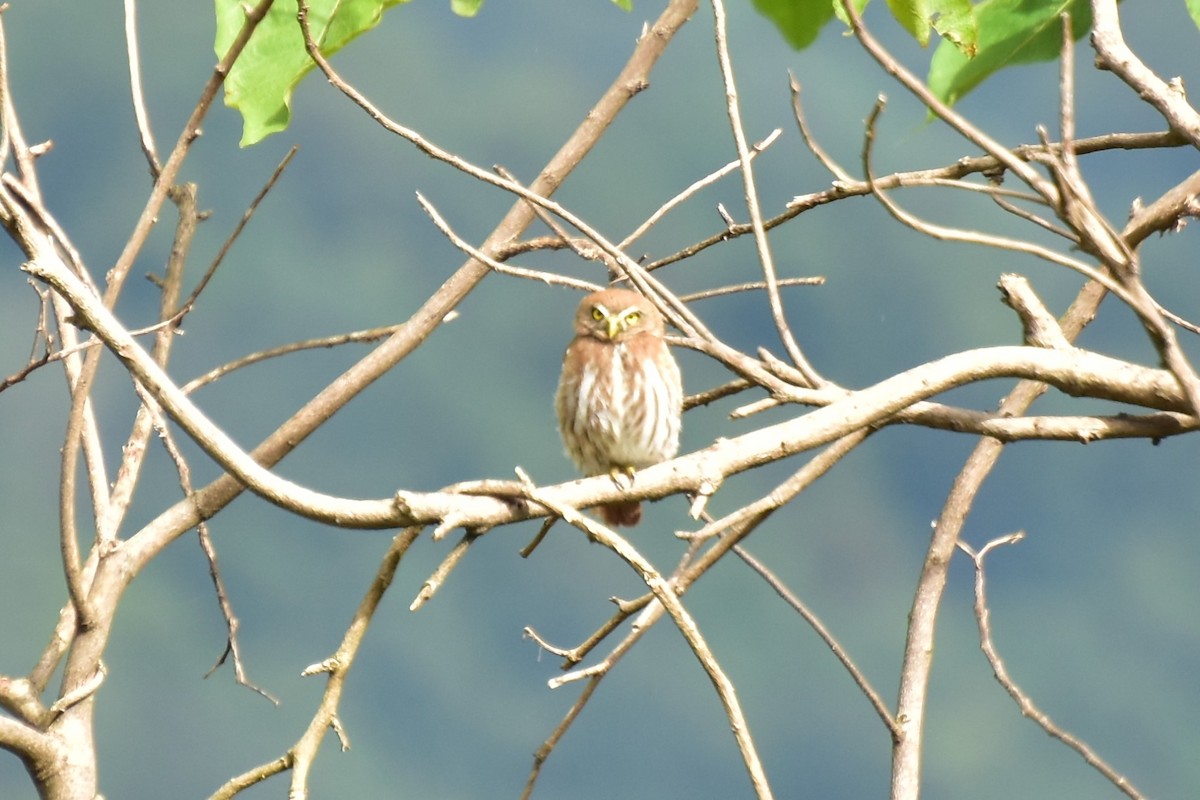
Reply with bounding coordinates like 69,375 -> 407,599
216,0 -> 635,145
883,0 -> 974,47
216,0 -> 410,146
927,0 -> 1095,105
750,0 -> 1110,107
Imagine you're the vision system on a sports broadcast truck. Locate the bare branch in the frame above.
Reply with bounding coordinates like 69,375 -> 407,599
107,0 -> 276,300
415,192 -> 602,293
710,0 -> 820,385
514,473 -> 775,799
102,183 -> 202,543
651,130 -> 1185,272
998,273 -> 1074,351
123,0 -> 161,176
182,324 -> 404,394
620,128 -> 782,251
859,96 -> 1141,310
959,534 -> 1146,799
284,527 -> 422,799
171,146 -> 299,326
734,544 -> 898,739
409,529 -> 481,611
838,0 -> 1058,203
1090,0 -> 1200,147
207,755 -> 292,800
678,276 -> 825,303
125,385 -> 278,704
520,673 -> 603,800
1123,168 -> 1200,246
789,72 -> 853,183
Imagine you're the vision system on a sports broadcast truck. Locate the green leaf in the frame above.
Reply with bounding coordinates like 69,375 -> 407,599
451,0 -> 484,16
883,0 -> 974,48
1187,0 -> 1200,29
612,0 -> 633,10
886,0 -> 929,45
929,0 -> 976,56
751,0 -> 840,50
215,0 -> 410,147
928,0 -> 1093,106
756,0 -> 965,51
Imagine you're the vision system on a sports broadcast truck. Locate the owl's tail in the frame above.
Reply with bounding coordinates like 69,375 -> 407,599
599,500 -> 642,527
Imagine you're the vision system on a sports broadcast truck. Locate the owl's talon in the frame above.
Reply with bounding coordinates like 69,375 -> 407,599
608,466 -> 635,491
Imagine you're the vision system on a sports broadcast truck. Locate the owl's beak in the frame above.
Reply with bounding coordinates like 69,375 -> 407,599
605,318 -> 622,340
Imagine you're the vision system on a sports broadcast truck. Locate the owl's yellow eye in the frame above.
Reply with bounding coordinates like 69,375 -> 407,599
591,306 -> 606,322
623,310 -> 642,326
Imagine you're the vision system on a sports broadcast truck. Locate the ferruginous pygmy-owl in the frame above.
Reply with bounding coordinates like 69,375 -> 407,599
555,288 -> 683,526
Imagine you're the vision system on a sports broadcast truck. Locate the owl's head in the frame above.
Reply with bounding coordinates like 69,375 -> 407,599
573,288 -> 665,342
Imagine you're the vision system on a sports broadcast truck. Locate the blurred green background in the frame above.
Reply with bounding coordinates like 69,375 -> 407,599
1,2 -> 1198,798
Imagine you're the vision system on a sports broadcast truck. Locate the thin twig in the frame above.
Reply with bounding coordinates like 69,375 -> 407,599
2,176 -> 92,288
492,164 -> 604,269
172,146 -> 298,325
0,5 -> 38,197
682,377 -> 754,411
108,0 -> 276,300
710,0 -> 819,385
102,183 -> 202,544
958,534 -> 1145,800
678,276 -> 824,303
130,382 -> 277,703
789,73 -> 852,183
619,128 -> 782,250
182,324 -> 404,394
991,192 -> 1078,241
123,0 -> 161,176
839,0 -> 1057,203
409,530 -> 480,610
733,544 -> 898,739
648,130 -> 1185,272
210,527 -> 422,799
859,96 -> 1143,312
519,673 -> 603,800
287,527 -> 423,798
415,192 -> 601,293
515,469 -> 775,799
518,517 -> 555,558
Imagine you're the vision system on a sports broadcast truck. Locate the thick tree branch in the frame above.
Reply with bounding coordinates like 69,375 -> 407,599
1090,0 -> 1200,147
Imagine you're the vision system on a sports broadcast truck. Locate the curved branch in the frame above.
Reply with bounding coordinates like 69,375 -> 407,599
959,535 -> 1146,800
1090,0 -> 1200,147
29,238 -> 1189,537
396,344 -> 1189,531
518,484 -> 774,799
650,130 -> 1185,271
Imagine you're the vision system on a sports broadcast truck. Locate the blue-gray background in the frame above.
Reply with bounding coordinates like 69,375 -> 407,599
1,2 -> 1198,798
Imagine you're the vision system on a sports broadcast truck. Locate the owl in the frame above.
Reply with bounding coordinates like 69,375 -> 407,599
555,288 -> 683,526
